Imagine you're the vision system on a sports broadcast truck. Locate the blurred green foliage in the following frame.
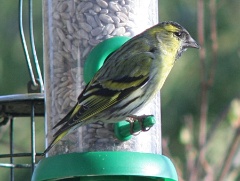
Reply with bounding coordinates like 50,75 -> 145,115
0,0 -> 239,180
159,0 -> 240,180
160,0 -> 240,130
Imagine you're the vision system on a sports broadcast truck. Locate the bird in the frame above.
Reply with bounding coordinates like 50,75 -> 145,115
43,21 -> 199,155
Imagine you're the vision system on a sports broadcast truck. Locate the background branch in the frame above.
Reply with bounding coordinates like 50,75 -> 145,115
196,0 -> 209,179
217,126 -> 240,181
208,0 -> 218,87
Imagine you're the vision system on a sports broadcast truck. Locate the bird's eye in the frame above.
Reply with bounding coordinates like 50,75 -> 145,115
174,31 -> 183,38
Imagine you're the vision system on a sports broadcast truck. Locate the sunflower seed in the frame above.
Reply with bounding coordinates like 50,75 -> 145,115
111,15 -> 121,23
53,12 -> 60,20
60,12 -> 70,20
63,38 -> 72,52
93,4 -> 101,13
96,128 -> 113,137
100,9 -> 109,14
80,2 -> 93,13
56,28 -> 65,41
121,7 -> 128,14
96,0 -> 108,8
59,80 -> 69,88
85,14 -> 97,28
94,14 -> 103,27
75,29 -> 89,40
77,2 -> 85,11
96,138 -> 109,143
66,20 -> 74,34
87,128 -> 96,133
79,22 -> 92,32
91,26 -> 103,36
112,26 -> 126,35
99,14 -> 114,24
104,23 -> 115,34
109,2 -> 121,12
88,123 -> 103,129
57,2 -> 68,12
88,9 -> 97,16
116,11 -> 128,22
89,38 -> 101,46
61,98 -> 71,111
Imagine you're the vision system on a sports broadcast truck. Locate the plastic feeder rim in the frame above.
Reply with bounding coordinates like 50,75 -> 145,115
32,152 -> 178,181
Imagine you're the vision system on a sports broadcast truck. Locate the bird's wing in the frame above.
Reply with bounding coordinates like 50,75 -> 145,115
52,51 -> 154,138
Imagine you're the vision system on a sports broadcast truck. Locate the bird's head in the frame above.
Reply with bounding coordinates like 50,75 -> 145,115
148,21 -> 199,59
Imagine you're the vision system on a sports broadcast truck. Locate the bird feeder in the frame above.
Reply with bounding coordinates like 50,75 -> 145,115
32,0 -> 178,180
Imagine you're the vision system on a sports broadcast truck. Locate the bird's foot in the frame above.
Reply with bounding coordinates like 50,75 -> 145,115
126,114 -> 154,135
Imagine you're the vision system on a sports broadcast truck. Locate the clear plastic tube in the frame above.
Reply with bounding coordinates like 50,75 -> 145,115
43,0 -> 160,156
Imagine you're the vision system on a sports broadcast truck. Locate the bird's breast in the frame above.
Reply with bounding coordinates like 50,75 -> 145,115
148,54 -> 176,95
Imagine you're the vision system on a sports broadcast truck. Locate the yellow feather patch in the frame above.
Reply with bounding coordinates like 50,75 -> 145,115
53,130 -> 68,145
71,104 -> 81,118
78,92 -> 121,121
102,78 -> 147,90
164,24 -> 180,32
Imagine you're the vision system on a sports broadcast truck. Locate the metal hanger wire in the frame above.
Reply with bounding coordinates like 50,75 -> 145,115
19,0 -> 44,93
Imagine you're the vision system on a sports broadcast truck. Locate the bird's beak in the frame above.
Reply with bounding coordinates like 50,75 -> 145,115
184,36 -> 200,49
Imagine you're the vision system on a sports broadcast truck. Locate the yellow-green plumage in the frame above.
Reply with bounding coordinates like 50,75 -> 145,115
43,21 -> 199,155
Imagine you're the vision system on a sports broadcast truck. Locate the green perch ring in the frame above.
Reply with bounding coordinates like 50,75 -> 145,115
114,116 -> 156,141
83,36 -> 130,84
83,37 -> 156,141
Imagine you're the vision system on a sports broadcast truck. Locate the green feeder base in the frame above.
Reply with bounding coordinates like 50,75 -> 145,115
32,152 -> 178,181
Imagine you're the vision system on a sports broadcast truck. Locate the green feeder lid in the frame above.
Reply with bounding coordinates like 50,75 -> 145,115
32,152 -> 178,181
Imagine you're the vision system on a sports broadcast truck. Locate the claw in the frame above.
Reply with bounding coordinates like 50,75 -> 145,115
126,117 -> 141,135
125,117 -> 134,134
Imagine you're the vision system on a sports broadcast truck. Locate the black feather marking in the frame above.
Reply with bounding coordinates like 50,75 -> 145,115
94,87 -> 118,97
84,84 -> 118,99
149,47 -> 158,53
113,75 -> 144,83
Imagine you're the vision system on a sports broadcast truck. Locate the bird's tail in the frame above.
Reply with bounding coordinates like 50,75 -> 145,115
41,130 -> 68,156
41,103 -> 78,156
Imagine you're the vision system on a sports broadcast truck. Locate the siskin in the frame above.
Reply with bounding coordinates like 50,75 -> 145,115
43,21 -> 199,155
